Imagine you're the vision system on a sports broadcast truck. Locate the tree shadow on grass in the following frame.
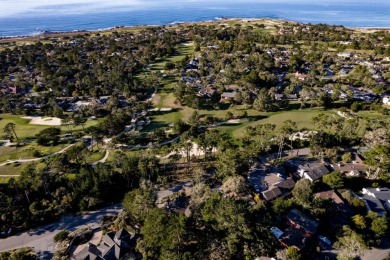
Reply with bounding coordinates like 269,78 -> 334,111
200,102 -> 231,111
287,102 -> 302,110
246,115 -> 268,122
143,121 -> 169,132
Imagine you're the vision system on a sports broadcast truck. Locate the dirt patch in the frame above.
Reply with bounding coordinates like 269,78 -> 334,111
181,107 -> 194,122
162,93 -> 181,108
152,93 -> 161,106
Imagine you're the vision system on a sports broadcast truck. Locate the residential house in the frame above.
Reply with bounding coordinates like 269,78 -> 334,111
279,209 -> 319,250
74,228 -> 138,260
315,190 -> 344,204
286,209 -> 319,236
220,91 -> 237,103
294,72 -> 307,81
360,187 -> 390,217
274,94 -> 284,101
286,94 -> 298,100
322,68 -> 334,80
330,162 -> 368,177
298,163 -> 330,182
248,167 -> 294,201
337,52 -> 351,58
261,177 -> 295,201
274,93 -> 297,101
198,86 -> 216,98
339,90 -> 348,100
315,190 -> 354,225
271,226 -> 284,239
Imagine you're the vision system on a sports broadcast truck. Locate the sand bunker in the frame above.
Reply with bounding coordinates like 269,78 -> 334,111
23,116 -> 62,126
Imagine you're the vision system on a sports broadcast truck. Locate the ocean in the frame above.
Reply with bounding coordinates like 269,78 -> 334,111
0,0 -> 389,37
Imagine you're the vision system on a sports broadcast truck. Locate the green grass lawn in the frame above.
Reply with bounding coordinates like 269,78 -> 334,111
0,114 -> 49,139
0,162 -> 24,183
0,162 -> 24,175
0,114 -> 99,139
154,92 -> 179,109
60,119 -> 99,133
356,110 -> 389,119
150,42 -> 194,71
0,177 -> 13,184
106,149 -> 149,162
218,109 -> 335,138
0,142 -> 69,163
85,151 -> 105,164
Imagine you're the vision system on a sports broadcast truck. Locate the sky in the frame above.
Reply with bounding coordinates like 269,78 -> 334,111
1,0 -> 387,18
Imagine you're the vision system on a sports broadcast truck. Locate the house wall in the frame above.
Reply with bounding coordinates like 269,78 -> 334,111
385,200 -> 390,210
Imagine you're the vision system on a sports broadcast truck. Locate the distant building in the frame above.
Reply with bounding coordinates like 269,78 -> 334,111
337,52 -> 351,58
220,91 -> 237,103
294,72 -> 307,81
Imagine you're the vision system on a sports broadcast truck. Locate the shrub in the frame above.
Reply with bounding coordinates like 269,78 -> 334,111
32,150 -> 41,158
54,230 -> 69,243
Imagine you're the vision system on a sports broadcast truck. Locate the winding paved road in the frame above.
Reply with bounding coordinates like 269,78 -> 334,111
0,204 -> 123,259
92,149 -> 110,165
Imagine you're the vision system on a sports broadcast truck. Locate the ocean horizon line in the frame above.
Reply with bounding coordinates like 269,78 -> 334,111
1,17 -> 389,40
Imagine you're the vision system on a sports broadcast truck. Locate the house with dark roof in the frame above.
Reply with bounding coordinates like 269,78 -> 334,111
75,243 -> 103,260
262,187 -> 282,201
298,163 -> 330,182
74,228 -> 138,260
261,177 -> 295,201
360,187 -> 390,217
286,209 -> 319,236
279,209 -> 319,250
248,167 -> 295,201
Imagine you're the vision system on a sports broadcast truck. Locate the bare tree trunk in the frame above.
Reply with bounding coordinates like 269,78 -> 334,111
11,126 -> 19,141
24,189 -> 31,204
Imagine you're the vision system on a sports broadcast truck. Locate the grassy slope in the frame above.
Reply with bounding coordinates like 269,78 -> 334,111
0,143 -> 69,163
0,114 -> 99,138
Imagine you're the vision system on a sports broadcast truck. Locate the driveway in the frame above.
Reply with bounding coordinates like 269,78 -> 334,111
362,238 -> 390,260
